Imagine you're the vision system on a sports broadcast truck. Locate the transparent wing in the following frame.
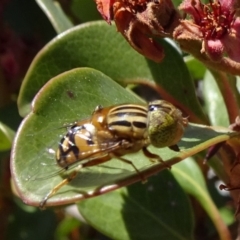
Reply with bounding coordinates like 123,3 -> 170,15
29,132 -> 124,181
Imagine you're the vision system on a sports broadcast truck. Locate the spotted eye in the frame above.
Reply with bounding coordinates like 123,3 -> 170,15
148,104 -> 158,112
147,100 -> 188,148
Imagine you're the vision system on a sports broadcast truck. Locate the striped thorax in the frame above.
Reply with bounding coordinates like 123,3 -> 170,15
90,104 -> 148,138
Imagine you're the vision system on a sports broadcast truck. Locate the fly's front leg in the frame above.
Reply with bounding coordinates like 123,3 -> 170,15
168,144 -> 180,152
142,147 -> 171,169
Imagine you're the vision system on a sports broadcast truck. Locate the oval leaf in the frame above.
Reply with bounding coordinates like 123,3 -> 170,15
172,158 -> 230,239
78,171 -> 194,240
11,68 -> 235,207
202,71 -> 229,126
0,122 -> 15,151
18,21 -> 205,124
36,0 -> 73,33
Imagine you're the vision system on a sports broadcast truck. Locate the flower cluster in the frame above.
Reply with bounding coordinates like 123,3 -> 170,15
175,0 -> 240,62
95,0 -> 180,62
96,0 -> 240,65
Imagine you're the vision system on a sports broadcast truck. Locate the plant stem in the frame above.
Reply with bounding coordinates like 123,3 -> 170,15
210,70 -> 240,124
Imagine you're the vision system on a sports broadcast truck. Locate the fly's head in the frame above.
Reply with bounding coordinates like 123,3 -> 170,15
147,100 -> 188,148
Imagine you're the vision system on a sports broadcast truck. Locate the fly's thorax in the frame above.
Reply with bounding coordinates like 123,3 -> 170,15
106,104 -> 148,139
91,105 -> 112,130
56,123 -> 99,168
147,100 -> 188,148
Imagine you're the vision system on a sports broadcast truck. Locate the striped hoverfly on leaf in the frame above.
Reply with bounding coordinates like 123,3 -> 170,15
40,100 -> 188,207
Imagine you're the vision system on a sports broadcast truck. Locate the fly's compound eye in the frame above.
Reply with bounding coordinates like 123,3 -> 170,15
147,100 -> 188,148
148,104 -> 158,112
148,100 -> 166,112
148,105 -> 156,112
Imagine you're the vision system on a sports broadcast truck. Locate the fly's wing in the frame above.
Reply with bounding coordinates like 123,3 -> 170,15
32,138 -> 125,181
31,122 -> 127,181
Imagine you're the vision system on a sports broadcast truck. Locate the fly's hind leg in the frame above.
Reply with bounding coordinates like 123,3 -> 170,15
40,165 -> 82,209
110,154 -> 147,183
142,147 -> 171,169
40,155 -> 113,208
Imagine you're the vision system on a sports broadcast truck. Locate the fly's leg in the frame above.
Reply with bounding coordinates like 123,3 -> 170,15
110,154 -> 147,183
40,155 -> 112,208
142,146 -> 163,163
40,165 -> 83,208
168,144 -> 180,152
142,147 -> 171,169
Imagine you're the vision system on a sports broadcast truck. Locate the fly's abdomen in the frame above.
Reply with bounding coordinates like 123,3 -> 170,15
107,104 -> 148,139
56,123 -> 100,168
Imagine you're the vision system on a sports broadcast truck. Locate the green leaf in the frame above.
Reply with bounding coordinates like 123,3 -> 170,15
185,56 -> 206,80
18,21 -> 206,124
71,0 -> 102,22
172,158 -> 207,196
172,158 -> 229,239
172,0 -> 183,8
11,68 -> 235,208
0,122 -> 14,151
55,217 -> 81,240
78,171 -> 194,240
36,0 -> 73,33
0,102 -> 22,152
146,39 -> 207,123
202,71 -> 229,126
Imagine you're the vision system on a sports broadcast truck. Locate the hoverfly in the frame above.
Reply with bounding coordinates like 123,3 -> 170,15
40,100 -> 188,207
